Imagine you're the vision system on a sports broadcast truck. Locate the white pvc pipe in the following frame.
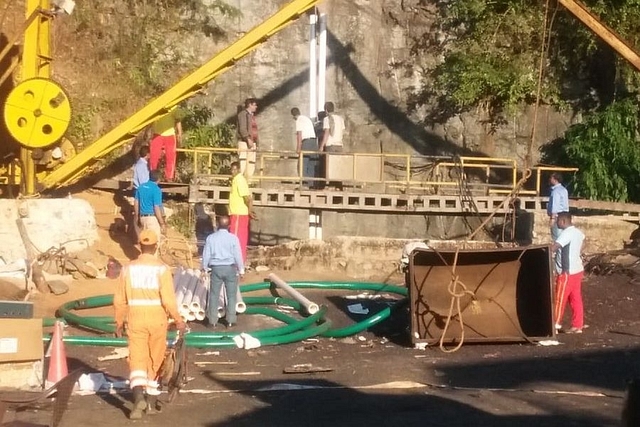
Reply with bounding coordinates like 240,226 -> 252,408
182,270 -> 201,306
268,273 -> 319,315
317,13 -> 327,112
190,278 -> 209,312
175,268 -> 192,305
195,310 -> 206,322
173,266 -> 185,292
309,12 -> 318,118
236,286 -> 246,314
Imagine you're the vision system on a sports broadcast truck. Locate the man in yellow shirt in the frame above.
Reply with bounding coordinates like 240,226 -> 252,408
228,161 -> 256,262
150,107 -> 182,181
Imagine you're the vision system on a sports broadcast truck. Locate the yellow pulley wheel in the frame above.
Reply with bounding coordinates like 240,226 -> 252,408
4,77 -> 72,149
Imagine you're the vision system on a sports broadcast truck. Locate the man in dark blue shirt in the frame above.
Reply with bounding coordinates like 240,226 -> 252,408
201,215 -> 244,329
134,170 -> 166,240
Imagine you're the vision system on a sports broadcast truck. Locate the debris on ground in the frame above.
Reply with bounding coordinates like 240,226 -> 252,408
283,364 -> 334,374
585,250 -> 640,276
97,348 -> 129,362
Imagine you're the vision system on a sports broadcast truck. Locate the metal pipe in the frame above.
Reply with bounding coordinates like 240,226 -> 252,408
268,273 -> 319,315
317,12 -> 327,111
309,12 -> 318,118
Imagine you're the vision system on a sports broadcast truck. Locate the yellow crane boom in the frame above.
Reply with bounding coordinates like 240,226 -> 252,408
38,0 -> 322,191
558,0 -> 640,71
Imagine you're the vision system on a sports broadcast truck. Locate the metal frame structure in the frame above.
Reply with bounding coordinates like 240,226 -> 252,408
3,0 -> 640,195
34,0 -> 323,191
177,147 -> 577,196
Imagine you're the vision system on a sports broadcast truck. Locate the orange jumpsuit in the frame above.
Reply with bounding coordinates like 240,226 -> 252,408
114,253 -> 182,395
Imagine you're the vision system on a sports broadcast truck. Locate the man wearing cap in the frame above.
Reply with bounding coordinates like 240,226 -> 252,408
134,169 -> 166,240
114,230 -> 186,420
201,215 -> 245,328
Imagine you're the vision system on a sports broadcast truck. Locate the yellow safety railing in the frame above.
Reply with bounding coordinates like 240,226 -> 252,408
176,147 -> 578,196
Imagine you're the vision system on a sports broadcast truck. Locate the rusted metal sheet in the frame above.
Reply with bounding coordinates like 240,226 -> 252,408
408,244 -> 555,345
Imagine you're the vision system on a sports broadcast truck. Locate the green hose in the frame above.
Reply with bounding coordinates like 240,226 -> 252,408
55,281 -> 407,348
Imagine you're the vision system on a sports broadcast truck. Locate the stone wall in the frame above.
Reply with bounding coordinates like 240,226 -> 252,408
200,0 -> 574,165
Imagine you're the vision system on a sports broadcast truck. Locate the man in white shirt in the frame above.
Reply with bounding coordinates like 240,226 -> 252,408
552,212 -> 585,334
319,102 -> 346,190
291,107 -> 318,189
319,101 -> 345,153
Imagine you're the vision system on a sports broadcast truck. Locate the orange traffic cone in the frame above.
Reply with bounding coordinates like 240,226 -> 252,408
45,321 -> 68,388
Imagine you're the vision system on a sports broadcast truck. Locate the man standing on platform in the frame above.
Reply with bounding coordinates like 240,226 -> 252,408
114,229 -> 186,420
134,170 -> 166,240
149,107 -> 182,182
319,102 -> 346,191
237,98 -> 259,179
548,172 -> 569,272
201,214 -> 245,329
291,107 -> 318,189
228,161 -> 256,263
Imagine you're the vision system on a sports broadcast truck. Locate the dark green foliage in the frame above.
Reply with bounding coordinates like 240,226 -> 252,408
175,104 -> 236,183
541,98 -> 640,202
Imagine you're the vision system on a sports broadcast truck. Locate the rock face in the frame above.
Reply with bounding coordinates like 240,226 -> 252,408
0,198 -> 99,262
202,0 -> 573,164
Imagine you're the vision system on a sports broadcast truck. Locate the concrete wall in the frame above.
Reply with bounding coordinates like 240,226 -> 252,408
250,207 -> 497,245
531,212 -> 638,253
0,198 -> 99,262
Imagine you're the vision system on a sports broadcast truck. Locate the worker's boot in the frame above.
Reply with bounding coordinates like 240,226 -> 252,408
129,386 -> 146,420
145,395 -> 162,415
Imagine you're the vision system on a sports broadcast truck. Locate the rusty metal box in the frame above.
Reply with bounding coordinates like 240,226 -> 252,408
408,244 -> 555,345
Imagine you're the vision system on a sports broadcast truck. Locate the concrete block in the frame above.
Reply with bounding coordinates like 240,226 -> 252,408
0,198 -> 98,262
0,360 -> 43,390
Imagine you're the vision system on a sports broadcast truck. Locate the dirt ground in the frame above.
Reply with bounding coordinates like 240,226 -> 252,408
5,190 -> 640,427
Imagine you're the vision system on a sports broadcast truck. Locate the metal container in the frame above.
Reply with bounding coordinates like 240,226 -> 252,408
408,244 -> 555,345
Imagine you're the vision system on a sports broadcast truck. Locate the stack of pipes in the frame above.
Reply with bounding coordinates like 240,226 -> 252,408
174,267 -> 207,322
172,267 -> 247,323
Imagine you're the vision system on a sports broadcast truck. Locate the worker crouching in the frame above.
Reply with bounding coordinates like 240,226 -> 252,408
114,229 -> 186,420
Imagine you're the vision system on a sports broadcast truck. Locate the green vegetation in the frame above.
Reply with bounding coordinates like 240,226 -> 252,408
417,0 -> 640,201
541,98 -> 640,202
175,104 -> 236,183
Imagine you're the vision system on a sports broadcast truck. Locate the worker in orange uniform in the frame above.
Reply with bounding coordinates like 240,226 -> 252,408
229,161 -> 257,263
114,230 -> 186,420
149,107 -> 182,181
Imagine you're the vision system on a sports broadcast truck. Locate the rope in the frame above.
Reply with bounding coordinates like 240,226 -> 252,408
434,248 -> 477,353
438,1 -> 553,347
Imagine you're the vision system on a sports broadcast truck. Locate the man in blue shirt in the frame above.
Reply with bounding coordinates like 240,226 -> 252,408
134,170 -> 166,240
547,172 -> 569,238
132,145 -> 150,190
547,172 -> 569,273
201,215 -> 245,329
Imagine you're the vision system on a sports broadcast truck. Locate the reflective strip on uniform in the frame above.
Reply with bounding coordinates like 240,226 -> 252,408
129,299 -> 162,306
129,264 -> 167,290
146,380 -> 161,396
130,370 -> 147,388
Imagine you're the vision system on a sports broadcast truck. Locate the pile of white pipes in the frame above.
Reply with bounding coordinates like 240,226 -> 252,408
173,267 -> 247,323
